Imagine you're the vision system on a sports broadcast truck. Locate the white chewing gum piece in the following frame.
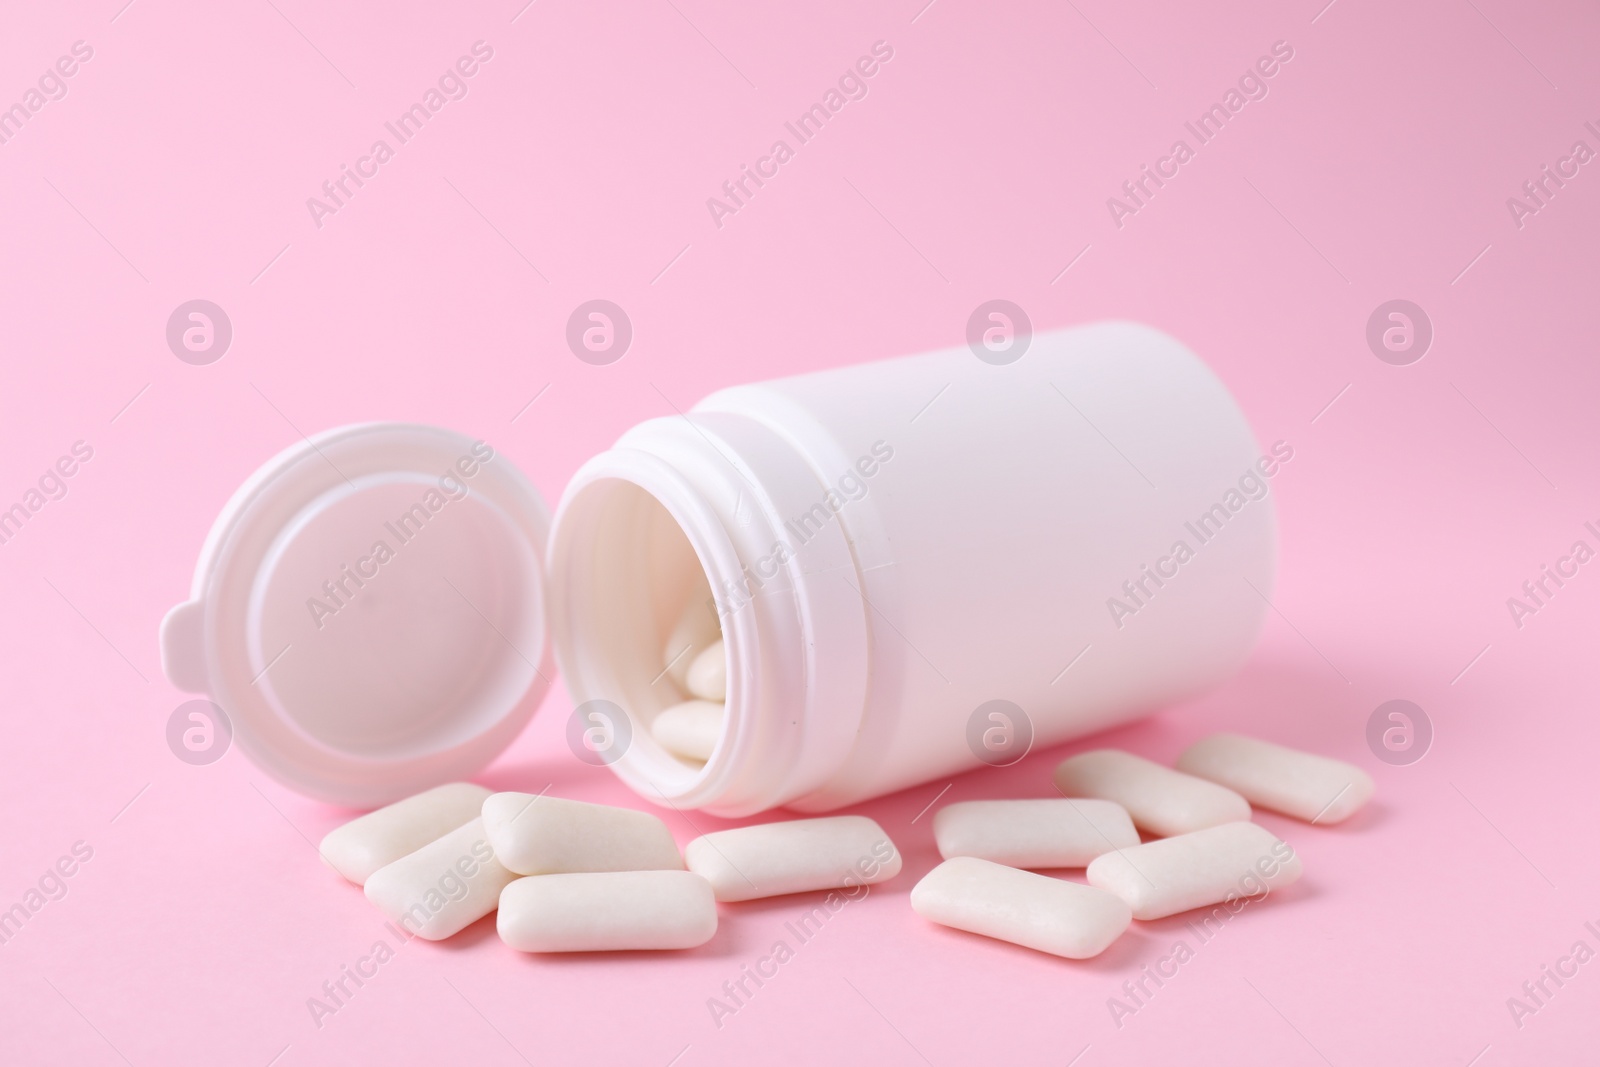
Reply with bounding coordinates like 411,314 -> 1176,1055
482,794 -> 683,876
684,816 -> 901,902
933,798 -> 1139,868
651,700 -> 725,762
363,818 -> 517,940
663,597 -> 720,691
1053,750 -> 1251,837
319,782 -> 491,885
498,871 -> 717,952
911,857 -> 1132,959
1086,821 -> 1303,920
1176,733 -> 1375,824
685,639 -> 727,702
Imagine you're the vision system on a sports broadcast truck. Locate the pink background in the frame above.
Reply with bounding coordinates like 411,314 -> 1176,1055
2,0 -> 1598,1063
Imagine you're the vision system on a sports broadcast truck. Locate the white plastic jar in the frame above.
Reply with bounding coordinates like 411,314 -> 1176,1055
162,321 -> 1276,814
547,321 -> 1277,815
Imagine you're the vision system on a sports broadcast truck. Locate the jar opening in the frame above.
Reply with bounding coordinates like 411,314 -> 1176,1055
549,469 -> 749,805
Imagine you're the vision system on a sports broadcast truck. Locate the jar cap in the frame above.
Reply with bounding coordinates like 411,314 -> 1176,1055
160,423 -> 552,807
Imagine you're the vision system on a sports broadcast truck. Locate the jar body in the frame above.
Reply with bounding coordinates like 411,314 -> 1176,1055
548,321 -> 1277,815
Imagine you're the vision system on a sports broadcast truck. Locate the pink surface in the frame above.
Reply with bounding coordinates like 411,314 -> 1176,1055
1,0 -> 1596,1063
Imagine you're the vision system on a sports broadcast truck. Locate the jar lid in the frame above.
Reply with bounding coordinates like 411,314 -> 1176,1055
160,423 -> 552,807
